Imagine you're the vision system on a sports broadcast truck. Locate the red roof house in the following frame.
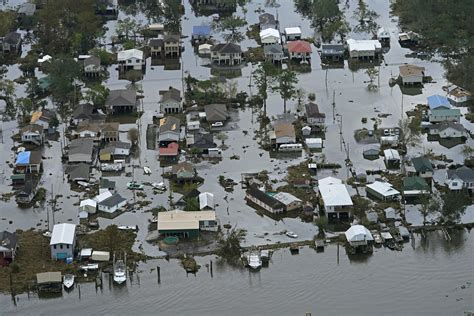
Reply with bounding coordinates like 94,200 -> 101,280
287,40 -> 312,60
159,142 -> 179,160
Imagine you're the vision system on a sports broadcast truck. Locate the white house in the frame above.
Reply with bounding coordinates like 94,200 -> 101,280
93,190 -> 113,204
20,124 -> 44,146
447,85 -> 471,104
117,49 -> 145,71
50,223 -> 76,260
98,193 -> 127,214
366,181 -> 400,201
284,27 -> 302,41
346,39 -> 381,59
399,64 -> 425,85
446,166 -> 474,191
199,192 -> 215,210
429,121 -> 468,138
79,199 -> 97,214
318,177 -> 353,220
345,225 -> 373,246
259,28 -> 280,45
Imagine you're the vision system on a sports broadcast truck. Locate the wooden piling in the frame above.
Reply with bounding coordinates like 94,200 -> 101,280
210,260 -> 213,278
157,266 -> 161,284
78,284 -> 81,299
337,243 -> 340,265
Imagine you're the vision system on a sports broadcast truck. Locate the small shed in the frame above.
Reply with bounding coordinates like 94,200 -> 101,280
305,138 -> 323,149
366,181 -> 400,201
301,126 -> 311,136
198,43 -> 212,55
36,272 -> 62,292
384,149 -> 400,168
91,251 -> 110,262
285,27 -> 302,41
384,207 -> 397,221
199,192 -> 215,210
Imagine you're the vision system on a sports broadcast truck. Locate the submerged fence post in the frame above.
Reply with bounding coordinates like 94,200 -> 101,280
210,260 -> 213,278
337,243 -> 340,265
157,266 -> 161,284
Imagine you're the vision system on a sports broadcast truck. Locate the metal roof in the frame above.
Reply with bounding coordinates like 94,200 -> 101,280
345,225 -> 373,242
50,223 -> 76,245
427,94 -> 450,109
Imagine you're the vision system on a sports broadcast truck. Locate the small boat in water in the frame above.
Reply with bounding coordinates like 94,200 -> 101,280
247,251 -> 262,270
143,166 -> 152,175
63,274 -> 74,289
113,260 -> 127,284
372,232 -> 383,246
127,181 -> 144,190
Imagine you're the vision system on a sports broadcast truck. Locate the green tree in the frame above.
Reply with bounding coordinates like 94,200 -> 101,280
460,145 -> 473,160
216,132 -> 228,146
398,118 -> 421,149
419,193 -> 440,225
0,10 -> 17,36
184,197 -> 200,212
84,85 -> 110,108
253,62 -> 277,117
366,67 -> 379,91
16,97 -> 34,122
272,69 -> 299,112
0,76 -> 16,119
127,127 -> 139,146
440,192 -> 470,224
213,15 -> 247,43
116,17 -> 141,41
216,227 -> 246,265
45,58 -> 82,122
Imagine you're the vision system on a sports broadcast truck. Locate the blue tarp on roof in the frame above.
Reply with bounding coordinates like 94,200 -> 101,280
427,94 -> 450,110
16,151 -> 31,164
192,26 -> 211,36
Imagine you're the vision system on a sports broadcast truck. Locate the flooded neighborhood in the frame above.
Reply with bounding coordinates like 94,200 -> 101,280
0,0 -> 473,315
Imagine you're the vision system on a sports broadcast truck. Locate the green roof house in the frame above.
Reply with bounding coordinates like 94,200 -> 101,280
403,176 -> 430,198
412,156 -> 434,178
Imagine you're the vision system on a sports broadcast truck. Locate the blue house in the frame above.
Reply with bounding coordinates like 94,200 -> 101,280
427,94 -> 451,110
192,26 -> 211,41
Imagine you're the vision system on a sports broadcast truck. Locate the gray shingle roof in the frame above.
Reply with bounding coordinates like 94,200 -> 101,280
447,166 -> 474,182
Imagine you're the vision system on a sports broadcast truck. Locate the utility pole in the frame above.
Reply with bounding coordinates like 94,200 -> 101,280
332,90 -> 335,123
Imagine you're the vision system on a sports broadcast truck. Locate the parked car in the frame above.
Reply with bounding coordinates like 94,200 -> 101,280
286,231 -> 298,238
211,122 -> 223,128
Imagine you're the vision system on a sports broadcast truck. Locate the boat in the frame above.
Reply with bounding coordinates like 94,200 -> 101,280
127,181 -> 144,190
113,260 -> 127,284
260,250 -> 271,263
247,251 -> 262,270
42,231 -> 52,238
63,274 -> 75,289
372,232 -> 383,246
143,166 -> 152,175
152,182 -> 167,191
101,163 -> 123,172
118,225 -> 138,231
77,181 -> 89,187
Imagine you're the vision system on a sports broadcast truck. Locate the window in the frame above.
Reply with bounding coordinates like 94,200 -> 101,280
60,244 -> 63,249
54,245 -> 56,249
66,244 -> 69,249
